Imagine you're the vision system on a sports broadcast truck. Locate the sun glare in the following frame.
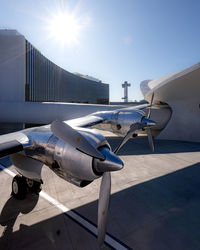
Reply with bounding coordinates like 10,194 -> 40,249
47,11 -> 81,46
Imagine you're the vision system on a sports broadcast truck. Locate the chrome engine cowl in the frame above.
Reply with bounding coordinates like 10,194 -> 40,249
110,110 -> 145,135
53,128 -> 111,182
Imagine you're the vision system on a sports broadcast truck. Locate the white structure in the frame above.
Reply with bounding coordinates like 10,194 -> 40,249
0,30 -> 25,102
122,81 -> 131,102
141,63 -> 200,142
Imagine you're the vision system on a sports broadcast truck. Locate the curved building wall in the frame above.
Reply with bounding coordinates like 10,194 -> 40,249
0,30 -> 109,105
140,63 -> 200,142
25,40 -> 109,104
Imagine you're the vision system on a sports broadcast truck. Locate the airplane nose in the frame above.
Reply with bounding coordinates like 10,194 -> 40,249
93,147 -> 124,174
142,117 -> 156,127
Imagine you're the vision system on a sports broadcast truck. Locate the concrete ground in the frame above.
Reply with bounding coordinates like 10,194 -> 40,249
0,131 -> 200,250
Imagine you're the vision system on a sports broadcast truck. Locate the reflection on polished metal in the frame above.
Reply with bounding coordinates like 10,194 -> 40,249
93,147 -> 124,173
19,126 -> 105,183
89,107 -> 156,152
93,108 -> 146,136
142,117 -> 156,127
51,120 -> 105,160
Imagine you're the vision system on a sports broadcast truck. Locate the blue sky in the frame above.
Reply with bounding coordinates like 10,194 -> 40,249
0,0 -> 200,101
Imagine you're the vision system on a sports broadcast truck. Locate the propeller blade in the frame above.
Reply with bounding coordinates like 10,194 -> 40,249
142,117 -> 156,127
114,123 -> 143,154
147,92 -> 154,119
51,120 -> 105,160
147,127 -> 154,152
146,93 -> 155,151
98,171 -> 111,247
114,118 -> 156,154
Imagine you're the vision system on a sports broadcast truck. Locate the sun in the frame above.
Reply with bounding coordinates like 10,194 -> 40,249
47,11 -> 81,46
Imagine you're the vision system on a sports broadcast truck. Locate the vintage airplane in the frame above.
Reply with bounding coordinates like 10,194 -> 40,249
0,97 -> 155,247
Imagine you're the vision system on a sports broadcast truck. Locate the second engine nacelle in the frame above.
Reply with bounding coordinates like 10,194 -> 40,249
110,110 -> 145,135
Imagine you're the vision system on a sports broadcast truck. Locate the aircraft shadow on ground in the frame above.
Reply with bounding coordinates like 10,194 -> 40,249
1,163 -> 200,250
106,136 -> 200,155
0,156 -> 13,171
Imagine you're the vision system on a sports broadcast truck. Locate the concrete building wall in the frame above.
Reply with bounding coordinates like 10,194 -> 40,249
141,63 -> 200,142
0,30 -> 25,102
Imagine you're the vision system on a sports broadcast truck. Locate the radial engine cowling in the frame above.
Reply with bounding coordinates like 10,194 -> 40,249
53,128 -> 110,186
111,110 -> 145,135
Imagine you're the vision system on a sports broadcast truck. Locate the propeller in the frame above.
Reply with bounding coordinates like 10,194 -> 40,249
147,126 -> 154,152
98,171 -> 111,246
112,93 -> 156,154
146,92 -> 155,151
51,120 -> 105,160
114,123 -> 144,154
51,120 -> 123,247
114,117 -> 155,154
147,92 -> 154,119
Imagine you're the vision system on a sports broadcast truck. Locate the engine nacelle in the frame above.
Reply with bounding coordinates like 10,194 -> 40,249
52,128 -> 110,184
15,125 -> 123,188
110,110 -> 144,135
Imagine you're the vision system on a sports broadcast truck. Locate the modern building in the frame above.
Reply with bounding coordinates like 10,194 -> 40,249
0,29 -> 109,104
140,63 -> 200,142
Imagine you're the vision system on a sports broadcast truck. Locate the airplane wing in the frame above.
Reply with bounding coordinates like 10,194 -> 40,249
0,115 -> 105,159
0,102 -> 153,158
0,131 -> 30,158
0,114 -> 104,159
66,115 -> 105,128
66,104 -> 151,128
119,103 -> 150,111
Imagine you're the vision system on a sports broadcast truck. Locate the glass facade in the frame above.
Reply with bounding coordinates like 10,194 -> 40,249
25,40 -> 109,104
25,40 -> 57,102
